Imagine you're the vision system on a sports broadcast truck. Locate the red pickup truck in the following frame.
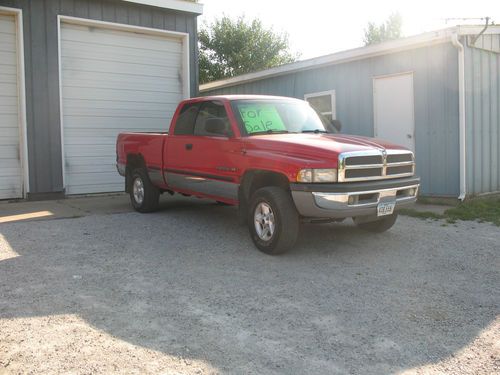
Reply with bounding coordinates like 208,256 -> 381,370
116,95 -> 419,254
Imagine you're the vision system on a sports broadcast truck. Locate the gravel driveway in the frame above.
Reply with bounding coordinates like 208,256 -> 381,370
0,197 -> 499,374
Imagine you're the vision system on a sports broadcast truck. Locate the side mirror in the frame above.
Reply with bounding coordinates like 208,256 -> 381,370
331,119 -> 342,132
205,118 -> 229,136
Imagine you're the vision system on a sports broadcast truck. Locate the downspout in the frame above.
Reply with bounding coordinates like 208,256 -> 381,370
450,32 -> 467,201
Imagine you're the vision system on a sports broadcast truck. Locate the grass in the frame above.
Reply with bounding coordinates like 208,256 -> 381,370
400,197 -> 500,226
445,197 -> 500,226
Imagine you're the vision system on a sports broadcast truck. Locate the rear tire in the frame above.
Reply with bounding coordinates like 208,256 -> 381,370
248,187 -> 299,255
356,213 -> 398,233
129,168 -> 160,213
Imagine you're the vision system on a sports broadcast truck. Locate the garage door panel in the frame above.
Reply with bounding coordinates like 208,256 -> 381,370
0,144 -> 19,158
61,25 -> 182,51
0,127 -> 21,138
66,170 -> 121,184
0,72 -> 17,84
0,64 -> 16,75
0,96 -> 18,107
63,106 -> 172,119
0,187 -> 22,200
61,44 -> 181,68
0,14 -> 22,199
0,113 -> 18,125
62,76 -> 181,93
0,31 -> 16,43
62,68 -> 180,86
0,15 -> 15,33
0,157 -> 21,168
62,57 -> 180,78
63,98 -> 177,112
0,82 -> 17,94
65,183 -> 123,195
63,115 -> 168,129
61,38 -> 181,60
66,162 -> 119,174
64,144 -> 118,158
64,137 -> 117,147
0,135 -> 20,146
61,22 -> 185,194
0,50 -> 16,65
62,86 -> 181,104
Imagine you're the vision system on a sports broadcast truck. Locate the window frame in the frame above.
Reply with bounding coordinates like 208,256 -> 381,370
304,90 -> 336,121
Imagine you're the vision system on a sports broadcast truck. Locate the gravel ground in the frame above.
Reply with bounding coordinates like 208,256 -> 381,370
0,197 -> 499,374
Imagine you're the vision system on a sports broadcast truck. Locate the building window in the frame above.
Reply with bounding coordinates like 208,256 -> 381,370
304,90 -> 336,121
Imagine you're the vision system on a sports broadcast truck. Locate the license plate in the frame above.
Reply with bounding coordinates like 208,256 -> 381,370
377,201 -> 395,216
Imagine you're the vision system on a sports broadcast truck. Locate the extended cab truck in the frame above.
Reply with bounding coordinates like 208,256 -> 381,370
116,95 -> 420,254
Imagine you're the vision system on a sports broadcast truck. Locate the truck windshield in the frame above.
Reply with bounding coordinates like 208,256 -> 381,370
232,99 -> 330,136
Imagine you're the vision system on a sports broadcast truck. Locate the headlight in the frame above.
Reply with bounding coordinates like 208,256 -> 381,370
297,168 -> 337,183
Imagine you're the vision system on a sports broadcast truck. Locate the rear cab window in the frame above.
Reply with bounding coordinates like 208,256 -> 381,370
193,101 -> 232,137
173,102 -> 201,135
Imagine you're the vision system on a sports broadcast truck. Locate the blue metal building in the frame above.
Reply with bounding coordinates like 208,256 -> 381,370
0,0 -> 203,200
201,26 -> 500,198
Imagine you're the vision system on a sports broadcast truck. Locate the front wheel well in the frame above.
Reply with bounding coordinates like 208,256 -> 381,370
239,170 -> 291,209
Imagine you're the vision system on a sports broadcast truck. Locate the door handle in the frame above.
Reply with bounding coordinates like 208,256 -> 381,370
185,143 -> 193,150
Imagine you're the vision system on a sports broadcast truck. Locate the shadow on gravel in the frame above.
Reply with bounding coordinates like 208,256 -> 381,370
0,196 -> 499,374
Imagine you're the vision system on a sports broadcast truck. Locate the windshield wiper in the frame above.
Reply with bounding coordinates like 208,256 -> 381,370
301,129 -> 328,134
248,129 -> 290,136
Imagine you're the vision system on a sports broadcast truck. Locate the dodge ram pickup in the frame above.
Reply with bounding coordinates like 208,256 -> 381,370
116,95 -> 420,254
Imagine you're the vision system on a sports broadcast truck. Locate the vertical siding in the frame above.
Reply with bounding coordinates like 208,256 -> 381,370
203,43 -> 460,196
0,0 -> 199,195
464,42 -> 500,195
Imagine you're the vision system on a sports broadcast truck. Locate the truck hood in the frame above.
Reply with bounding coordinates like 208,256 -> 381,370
244,133 -> 409,162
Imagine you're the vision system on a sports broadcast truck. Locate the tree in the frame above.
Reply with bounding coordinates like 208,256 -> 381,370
199,16 -> 297,84
363,13 -> 403,46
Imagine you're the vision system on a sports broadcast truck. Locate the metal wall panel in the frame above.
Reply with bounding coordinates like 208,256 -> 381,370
203,43 -> 460,196
0,0 -> 199,196
464,42 -> 500,195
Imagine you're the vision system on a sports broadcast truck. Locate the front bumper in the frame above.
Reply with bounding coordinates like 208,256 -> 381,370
290,176 -> 420,218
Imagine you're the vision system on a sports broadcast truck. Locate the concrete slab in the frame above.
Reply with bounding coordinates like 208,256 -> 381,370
0,193 -> 214,224
411,203 -> 454,216
0,194 -> 133,224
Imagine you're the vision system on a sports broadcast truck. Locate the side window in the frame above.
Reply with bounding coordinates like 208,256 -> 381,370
193,101 -> 232,137
173,103 -> 200,135
304,90 -> 336,121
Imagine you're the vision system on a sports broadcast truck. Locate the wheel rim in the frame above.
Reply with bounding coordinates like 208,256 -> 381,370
132,177 -> 145,205
254,202 -> 275,241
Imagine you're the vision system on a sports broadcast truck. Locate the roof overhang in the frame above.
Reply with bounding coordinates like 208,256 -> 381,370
200,25 -> 500,92
121,0 -> 203,15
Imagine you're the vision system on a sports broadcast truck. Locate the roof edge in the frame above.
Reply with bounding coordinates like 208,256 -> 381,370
200,25 -> 500,92
121,0 -> 203,15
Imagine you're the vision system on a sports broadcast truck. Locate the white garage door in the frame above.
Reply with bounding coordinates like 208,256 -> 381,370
0,13 -> 22,200
60,21 -> 185,194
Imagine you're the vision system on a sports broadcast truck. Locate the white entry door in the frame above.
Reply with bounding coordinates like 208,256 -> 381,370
373,73 -> 415,151
0,13 -> 23,199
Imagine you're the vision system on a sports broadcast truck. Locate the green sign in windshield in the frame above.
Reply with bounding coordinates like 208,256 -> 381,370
238,104 -> 286,133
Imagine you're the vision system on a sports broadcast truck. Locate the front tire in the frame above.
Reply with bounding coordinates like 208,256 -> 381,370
248,187 -> 299,255
355,213 -> 398,233
129,168 -> 160,213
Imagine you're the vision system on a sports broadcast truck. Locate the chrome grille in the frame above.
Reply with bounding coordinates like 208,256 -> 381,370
338,150 -> 415,182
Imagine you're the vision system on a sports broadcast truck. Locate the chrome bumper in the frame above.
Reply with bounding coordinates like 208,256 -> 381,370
291,178 -> 419,218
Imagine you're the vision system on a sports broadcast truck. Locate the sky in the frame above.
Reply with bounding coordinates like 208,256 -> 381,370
199,0 -> 499,59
